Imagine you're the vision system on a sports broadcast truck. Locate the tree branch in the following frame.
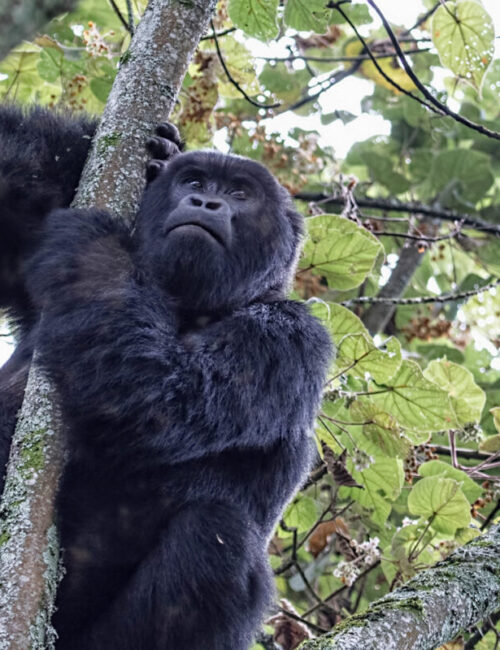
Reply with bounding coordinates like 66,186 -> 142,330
344,278 -> 500,307
295,193 -> 500,236
300,523 -> 500,649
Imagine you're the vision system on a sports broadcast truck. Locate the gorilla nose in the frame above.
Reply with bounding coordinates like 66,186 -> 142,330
188,195 -> 224,211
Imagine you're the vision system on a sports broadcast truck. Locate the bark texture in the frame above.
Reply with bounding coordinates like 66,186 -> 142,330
0,0 -> 217,646
0,0 -> 79,60
300,523 -> 500,650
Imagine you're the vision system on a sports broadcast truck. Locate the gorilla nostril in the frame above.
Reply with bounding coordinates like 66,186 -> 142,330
190,196 -> 203,207
206,201 -> 222,211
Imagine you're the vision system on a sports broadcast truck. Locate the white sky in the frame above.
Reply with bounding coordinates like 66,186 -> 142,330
1,0 -> 500,366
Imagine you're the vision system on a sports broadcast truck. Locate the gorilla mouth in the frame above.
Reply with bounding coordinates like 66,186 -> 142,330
168,223 -> 224,246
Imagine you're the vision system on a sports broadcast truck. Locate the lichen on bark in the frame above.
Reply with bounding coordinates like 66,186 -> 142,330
300,523 -> 500,650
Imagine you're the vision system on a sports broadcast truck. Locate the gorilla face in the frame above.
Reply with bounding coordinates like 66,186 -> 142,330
135,152 -> 303,313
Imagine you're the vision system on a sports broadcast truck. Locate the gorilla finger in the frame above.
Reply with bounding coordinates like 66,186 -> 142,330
145,159 -> 167,183
156,122 -> 183,149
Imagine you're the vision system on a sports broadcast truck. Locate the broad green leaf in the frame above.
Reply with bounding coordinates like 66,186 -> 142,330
303,214 -> 383,290
259,63 -> 310,103
90,77 -> 113,104
408,476 -> 471,534
418,460 -> 482,503
369,360 -> 453,432
309,302 -> 368,347
480,433 -> 500,453
490,407 -> 500,433
330,3 -> 371,25
282,496 -> 318,534
350,400 -> 410,458
284,0 -> 330,33
337,333 -> 402,384
430,149 -> 494,203
228,0 -> 279,41
341,457 -> 404,527
432,1 -> 494,89
424,359 -> 485,427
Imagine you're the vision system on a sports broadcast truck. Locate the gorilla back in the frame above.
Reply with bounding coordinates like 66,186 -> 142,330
0,105 -> 332,650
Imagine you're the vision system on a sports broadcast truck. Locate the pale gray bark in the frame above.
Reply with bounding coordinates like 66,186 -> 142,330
300,523 -> 500,650
0,0 -> 217,646
0,0 -> 79,60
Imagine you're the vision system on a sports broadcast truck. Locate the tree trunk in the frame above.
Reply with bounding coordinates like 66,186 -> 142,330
300,523 -> 500,650
0,1 -> 217,646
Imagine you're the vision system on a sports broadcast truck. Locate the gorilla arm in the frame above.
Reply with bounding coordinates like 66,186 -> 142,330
27,207 -> 331,471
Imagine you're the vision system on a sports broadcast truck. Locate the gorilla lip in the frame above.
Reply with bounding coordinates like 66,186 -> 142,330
167,222 -> 225,247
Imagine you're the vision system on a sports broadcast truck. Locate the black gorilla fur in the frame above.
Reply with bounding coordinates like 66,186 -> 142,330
0,105 -> 332,649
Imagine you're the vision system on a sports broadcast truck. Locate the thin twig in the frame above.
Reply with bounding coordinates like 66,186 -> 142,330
108,0 -> 131,33
327,1 -> 442,117
257,48 -> 430,64
201,26 -> 236,41
402,3 -> 440,36
295,192 -> 500,236
342,278 -> 500,306
210,20 -> 279,109
125,0 -> 134,35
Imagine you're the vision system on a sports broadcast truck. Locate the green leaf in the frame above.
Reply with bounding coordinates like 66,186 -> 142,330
408,476 -> 471,534
259,63 -> 310,103
350,400 -> 410,458
369,360 -> 453,433
337,334 -> 402,384
302,214 -> 383,290
424,359 -> 485,427
490,407 -> 500,433
309,302 -> 368,347
282,496 -> 318,533
329,3 -> 371,25
37,47 -> 63,83
429,149 -> 494,203
418,460 -> 482,503
284,0 -> 330,33
342,457 -> 404,527
228,0 -> 279,41
432,1 -> 494,89
90,77 -> 113,103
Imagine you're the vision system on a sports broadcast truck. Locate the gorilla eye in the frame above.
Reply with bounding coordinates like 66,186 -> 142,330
187,179 -> 203,190
229,189 -> 246,200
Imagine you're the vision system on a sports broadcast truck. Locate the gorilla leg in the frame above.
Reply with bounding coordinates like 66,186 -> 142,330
57,503 -> 272,650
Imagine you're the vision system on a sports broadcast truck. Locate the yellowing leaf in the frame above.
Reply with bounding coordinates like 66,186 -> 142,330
345,39 -> 416,94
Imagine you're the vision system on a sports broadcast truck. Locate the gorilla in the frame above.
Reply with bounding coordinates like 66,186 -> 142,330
0,105 -> 332,650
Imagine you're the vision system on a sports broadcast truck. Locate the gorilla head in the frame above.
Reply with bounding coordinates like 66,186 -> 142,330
134,152 -> 303,313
